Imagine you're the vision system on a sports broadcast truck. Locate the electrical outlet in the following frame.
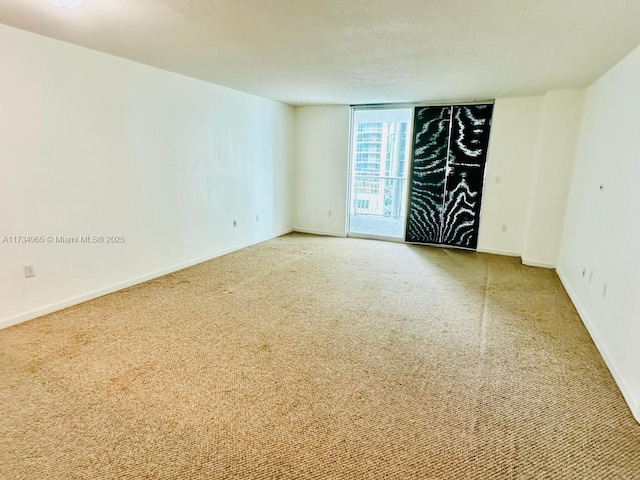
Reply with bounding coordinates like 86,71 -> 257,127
232,220 -> 237,228
24,264 -> 35,278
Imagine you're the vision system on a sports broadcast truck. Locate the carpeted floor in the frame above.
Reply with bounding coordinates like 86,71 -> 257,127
1,233 -> 639,479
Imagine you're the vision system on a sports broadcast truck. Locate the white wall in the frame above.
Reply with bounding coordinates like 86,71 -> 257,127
0,24 -> 295,328
293,106 -> 350,236
478,92 -> 585,267
521,90 -> 585,267
557,44 -> 640,422
477,96 -> 544,256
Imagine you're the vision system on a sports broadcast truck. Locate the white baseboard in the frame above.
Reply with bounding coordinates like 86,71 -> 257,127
556,267 -> 640,424
277,228 -> 295,237
292,227 -> 346,238
476,249 -> 557,269
477,247 -> 521,257
522,257 -> 556,269
0,229 -> 293,331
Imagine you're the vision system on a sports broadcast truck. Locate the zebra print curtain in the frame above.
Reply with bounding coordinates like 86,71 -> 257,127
405,103 -> 493,250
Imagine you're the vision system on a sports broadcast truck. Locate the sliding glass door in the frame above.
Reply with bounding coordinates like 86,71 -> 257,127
347,107 -> 412,239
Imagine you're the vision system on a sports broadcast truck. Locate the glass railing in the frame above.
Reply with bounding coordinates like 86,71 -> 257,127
350,175 -> 407,218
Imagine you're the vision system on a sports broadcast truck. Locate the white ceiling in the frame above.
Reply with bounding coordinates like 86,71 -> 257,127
1,0 -> 640,106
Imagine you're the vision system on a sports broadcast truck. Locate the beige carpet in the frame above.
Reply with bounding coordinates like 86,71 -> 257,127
1,233 -> 639,479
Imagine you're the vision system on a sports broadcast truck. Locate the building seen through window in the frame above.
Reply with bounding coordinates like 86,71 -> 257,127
349,108 -> 412,238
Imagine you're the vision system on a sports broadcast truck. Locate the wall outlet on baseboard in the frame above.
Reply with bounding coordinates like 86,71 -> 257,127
24,264 -> 35,278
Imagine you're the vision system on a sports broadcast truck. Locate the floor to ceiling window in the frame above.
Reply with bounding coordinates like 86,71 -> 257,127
347,107 -> 412,239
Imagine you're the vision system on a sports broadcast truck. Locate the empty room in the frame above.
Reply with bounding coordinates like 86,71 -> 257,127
1,0 -> 639,478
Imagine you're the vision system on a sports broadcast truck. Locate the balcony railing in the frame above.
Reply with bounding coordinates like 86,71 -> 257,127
351,175 -> 407,218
